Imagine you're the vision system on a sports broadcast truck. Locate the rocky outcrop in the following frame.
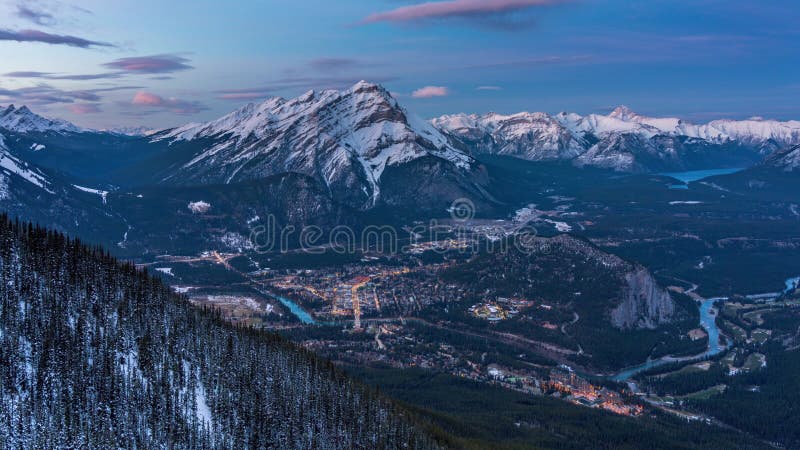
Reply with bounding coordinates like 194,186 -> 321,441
611,268 -> 676,330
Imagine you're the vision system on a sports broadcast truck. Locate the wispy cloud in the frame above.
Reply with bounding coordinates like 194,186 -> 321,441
412,86 -> 449,98
15,4 -> 56,26
361,0 -> 571,25
68,103 -> 101,114
0,84 -> 140,106
5,71 -> 123,80
131,91 -> 207,114
476,85 -> 502,90
0,28 -> 112,48
104,54 -> 193,74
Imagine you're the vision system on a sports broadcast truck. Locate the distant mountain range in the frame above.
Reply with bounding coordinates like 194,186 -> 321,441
433,106 -> 800,172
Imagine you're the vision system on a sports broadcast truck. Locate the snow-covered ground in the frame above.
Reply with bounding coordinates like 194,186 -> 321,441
155,267 -> 174,276
73,185 -> 109,204
188,201 -> 211,213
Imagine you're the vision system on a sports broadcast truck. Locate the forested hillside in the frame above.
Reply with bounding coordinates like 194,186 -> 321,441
0,215 -> 439,449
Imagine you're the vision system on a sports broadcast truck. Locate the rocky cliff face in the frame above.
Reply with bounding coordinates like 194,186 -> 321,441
611,268 -> 676,330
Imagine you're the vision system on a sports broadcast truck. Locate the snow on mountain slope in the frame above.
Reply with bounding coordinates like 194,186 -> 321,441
431,112 -> 586,160
763,144 -> 800,172
0,134 -> 53,193
155,81 -> 475,208
104,126 -> 156,137
434,106 -> 800,172
0,105 -> 84,134
703,119 -> 800,148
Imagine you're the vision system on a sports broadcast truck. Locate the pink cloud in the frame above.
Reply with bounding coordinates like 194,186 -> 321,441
132,92 -> 163,106
68,103 -> 101,114
131,91 -> 207,114
362,0 -> 568,24
412,86 -> 449,98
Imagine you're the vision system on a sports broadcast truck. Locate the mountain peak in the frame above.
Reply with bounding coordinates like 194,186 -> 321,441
351,80 -> 380,91
0,103 -> 83,134
608,105 -> 639,120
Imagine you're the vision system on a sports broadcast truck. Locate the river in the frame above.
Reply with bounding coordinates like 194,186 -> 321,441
273,294 -> 317,325
786,277 -> 800,294
611,297 -> 724,381
611,275 -> 798,381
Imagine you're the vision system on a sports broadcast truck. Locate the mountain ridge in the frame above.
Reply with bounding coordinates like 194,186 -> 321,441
434,106 -> 800,172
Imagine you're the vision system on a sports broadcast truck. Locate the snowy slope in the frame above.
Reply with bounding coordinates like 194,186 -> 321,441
154,81 -> 476,208
431,112 -> 586,160
0,134 -> 54,194
762,144 -> 800,172
104,126 -> 156,136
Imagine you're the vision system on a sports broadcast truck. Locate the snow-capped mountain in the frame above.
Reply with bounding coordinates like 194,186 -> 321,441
153,81 -> 484,211
431,112 -> 586,160
434,106 -> 800,172
0,104 -> 84,134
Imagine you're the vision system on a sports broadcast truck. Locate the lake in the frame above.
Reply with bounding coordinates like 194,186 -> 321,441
660,168 -> 744,189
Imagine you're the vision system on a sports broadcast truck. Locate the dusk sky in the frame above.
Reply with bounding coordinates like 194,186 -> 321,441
1,0 -> 798,129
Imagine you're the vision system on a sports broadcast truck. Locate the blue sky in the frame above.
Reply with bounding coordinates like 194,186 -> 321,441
0,0 -> 797,128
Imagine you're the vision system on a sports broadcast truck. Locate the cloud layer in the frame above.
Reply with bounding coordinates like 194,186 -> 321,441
0,84 -> 140,107
362,0 -> 568,24
0,28 -> 111,48
104,54 -> 193,74
5,71 -> 123,81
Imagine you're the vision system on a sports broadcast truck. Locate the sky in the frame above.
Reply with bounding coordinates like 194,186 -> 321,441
0,0 -> 798,129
